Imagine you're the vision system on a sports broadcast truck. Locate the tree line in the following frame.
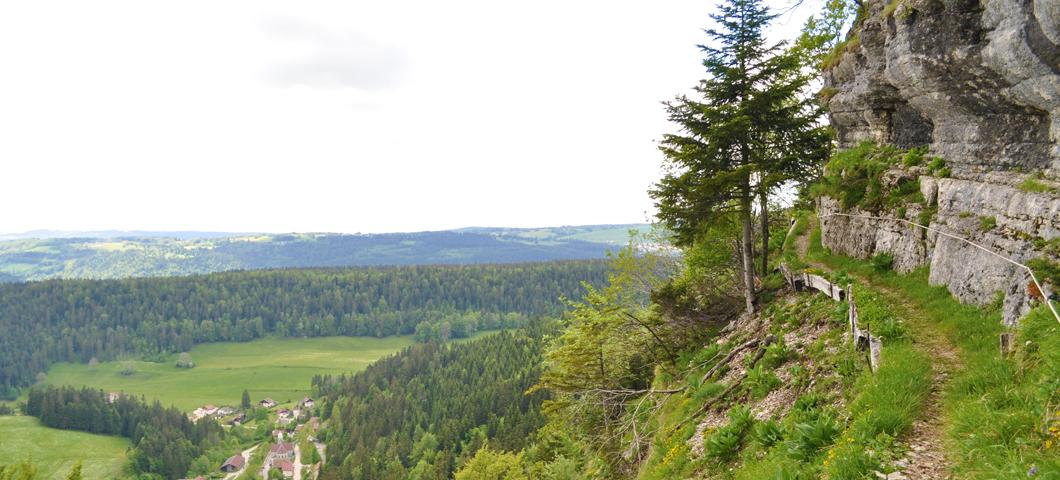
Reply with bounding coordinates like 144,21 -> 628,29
24,385 -> 225,479
444,0 -> 854,477
0,260 -> 609,392
313,327 -> 553,480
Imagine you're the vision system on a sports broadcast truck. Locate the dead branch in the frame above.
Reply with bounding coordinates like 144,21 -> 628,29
674,334 -> 778,435
669,376 -> 745,435
701,337 -> 760,383
622,311 -> 679,366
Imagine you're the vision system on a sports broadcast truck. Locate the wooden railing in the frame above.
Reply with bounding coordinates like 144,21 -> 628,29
780,263 -> 882,372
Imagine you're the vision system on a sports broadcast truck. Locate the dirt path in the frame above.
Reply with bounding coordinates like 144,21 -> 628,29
863,279 -> 959,479
793,217 -> 959,479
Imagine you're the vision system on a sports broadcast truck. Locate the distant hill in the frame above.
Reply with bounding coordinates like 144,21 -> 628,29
0,230 -> 253,241
0,224 -> 652,281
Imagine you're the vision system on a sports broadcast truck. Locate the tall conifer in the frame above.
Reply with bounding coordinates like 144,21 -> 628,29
652,0 -> 828,314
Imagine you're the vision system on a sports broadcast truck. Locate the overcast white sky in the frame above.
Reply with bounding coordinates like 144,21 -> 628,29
0,0 -> 822,234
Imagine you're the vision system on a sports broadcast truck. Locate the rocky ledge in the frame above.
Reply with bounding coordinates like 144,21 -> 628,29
819,0 -> 1058,325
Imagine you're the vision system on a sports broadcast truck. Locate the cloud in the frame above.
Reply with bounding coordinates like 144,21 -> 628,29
262,17 -> 405,90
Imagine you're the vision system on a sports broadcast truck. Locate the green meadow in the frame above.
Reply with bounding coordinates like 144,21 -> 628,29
0,415 -> 130,479
43,335 -> 418,411
3,332 -> 500,478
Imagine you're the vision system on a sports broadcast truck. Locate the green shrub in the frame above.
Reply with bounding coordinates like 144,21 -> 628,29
789,364 -> 810,389
870,253 -> 894,272
746,364 -> 782,399
917,205 -> 937,226
788,415 -> 840,461
874,316 -> 906,341
1018,177 -> 1056,193
753,419 -> 785,448
1030,236 -> 1060,257
927,156 -> 946,176
762,339 -> 794,369
813,141 -> 900,210
901,146 -> 926,166
978,216 -> 997,232
791,393 -> 826,419
704,406 -> 756,461
835,348 -> 861,379
1027,258 -> 1060,286
823,440 -> 881,479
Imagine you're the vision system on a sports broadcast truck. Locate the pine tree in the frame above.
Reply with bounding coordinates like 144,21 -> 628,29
651,0 -> 828,313
241,389 -> 251,410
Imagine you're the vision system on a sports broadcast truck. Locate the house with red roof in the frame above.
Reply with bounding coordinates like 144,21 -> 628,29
220,454 -> 245,472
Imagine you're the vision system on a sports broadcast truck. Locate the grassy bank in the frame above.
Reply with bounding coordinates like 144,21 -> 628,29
806,224 -> 1059,477
0,415 -> 130,479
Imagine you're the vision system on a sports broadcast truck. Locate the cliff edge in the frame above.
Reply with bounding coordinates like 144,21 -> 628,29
817,0 -> 1059,325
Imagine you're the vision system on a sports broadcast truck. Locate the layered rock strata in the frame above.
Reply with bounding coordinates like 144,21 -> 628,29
818,0 -> 1059,325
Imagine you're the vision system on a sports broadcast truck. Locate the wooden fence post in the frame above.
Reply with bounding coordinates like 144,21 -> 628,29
999,332 -> 1014,356
868,335 -> 882,372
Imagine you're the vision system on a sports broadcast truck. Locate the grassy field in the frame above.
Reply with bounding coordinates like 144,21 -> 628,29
0,415 -> 130,479
2,332 -> 501,478
43,336 -> 418,411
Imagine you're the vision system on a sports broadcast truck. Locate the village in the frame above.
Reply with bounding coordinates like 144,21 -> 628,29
174,395 -> 327,480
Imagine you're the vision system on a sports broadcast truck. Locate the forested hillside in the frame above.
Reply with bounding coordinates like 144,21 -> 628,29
0,260 -> 609,393
315,328 -> 551,480
0,225 -> 648,282
433,0 -> 1058,477
24,386 -> 225,479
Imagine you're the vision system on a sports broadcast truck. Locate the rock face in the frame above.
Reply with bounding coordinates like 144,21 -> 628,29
819,0 -> 1059,325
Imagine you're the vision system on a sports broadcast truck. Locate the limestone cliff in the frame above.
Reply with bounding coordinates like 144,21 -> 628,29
817,0 -> 1059,325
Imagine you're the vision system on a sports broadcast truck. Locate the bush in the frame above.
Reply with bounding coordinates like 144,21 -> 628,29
762,340 -> 794,369
746,365 -> 782,399
870,253 -> 894,272
927,156 -> 946,176
753,419 -> 785,448
978,216 -> 997,232
175,352 -> 195,369
1027,258 -> 1060,287
704,406 -> 756,461
1018,177 -> 1056,193
901,146 -> 926,167
917,205 -> 937,226
788,415 -> 840,461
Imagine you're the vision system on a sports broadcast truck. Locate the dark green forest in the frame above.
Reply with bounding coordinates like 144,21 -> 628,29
24,386 -> 225,479
0,261 -> 609,392
314,328 -> 551,480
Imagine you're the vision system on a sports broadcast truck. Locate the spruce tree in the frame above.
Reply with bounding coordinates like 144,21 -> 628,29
651,0 -> 827,313
242,389 -> 251,410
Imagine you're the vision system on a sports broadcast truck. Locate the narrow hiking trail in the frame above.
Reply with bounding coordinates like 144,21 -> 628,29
794,218 -> 960,479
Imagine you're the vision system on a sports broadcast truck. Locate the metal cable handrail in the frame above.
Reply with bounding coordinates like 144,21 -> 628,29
818,211 -> 1060,325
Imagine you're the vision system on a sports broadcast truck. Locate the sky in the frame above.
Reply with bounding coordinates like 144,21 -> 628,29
0,0 -> 823,234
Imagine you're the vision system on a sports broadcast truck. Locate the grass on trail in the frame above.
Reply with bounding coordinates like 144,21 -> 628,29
806,223 -> 1060,478
0,415 -> 130,480
43,336 -> 417,412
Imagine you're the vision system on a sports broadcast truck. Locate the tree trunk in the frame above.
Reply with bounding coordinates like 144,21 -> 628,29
740,188 -> 756,315
759,188 -> 769,275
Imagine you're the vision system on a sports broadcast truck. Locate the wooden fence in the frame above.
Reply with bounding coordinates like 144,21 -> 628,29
780,263 -> 882,372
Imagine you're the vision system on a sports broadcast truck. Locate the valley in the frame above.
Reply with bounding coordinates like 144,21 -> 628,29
1,0 -> 1057,477
41,336 -> 417,412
